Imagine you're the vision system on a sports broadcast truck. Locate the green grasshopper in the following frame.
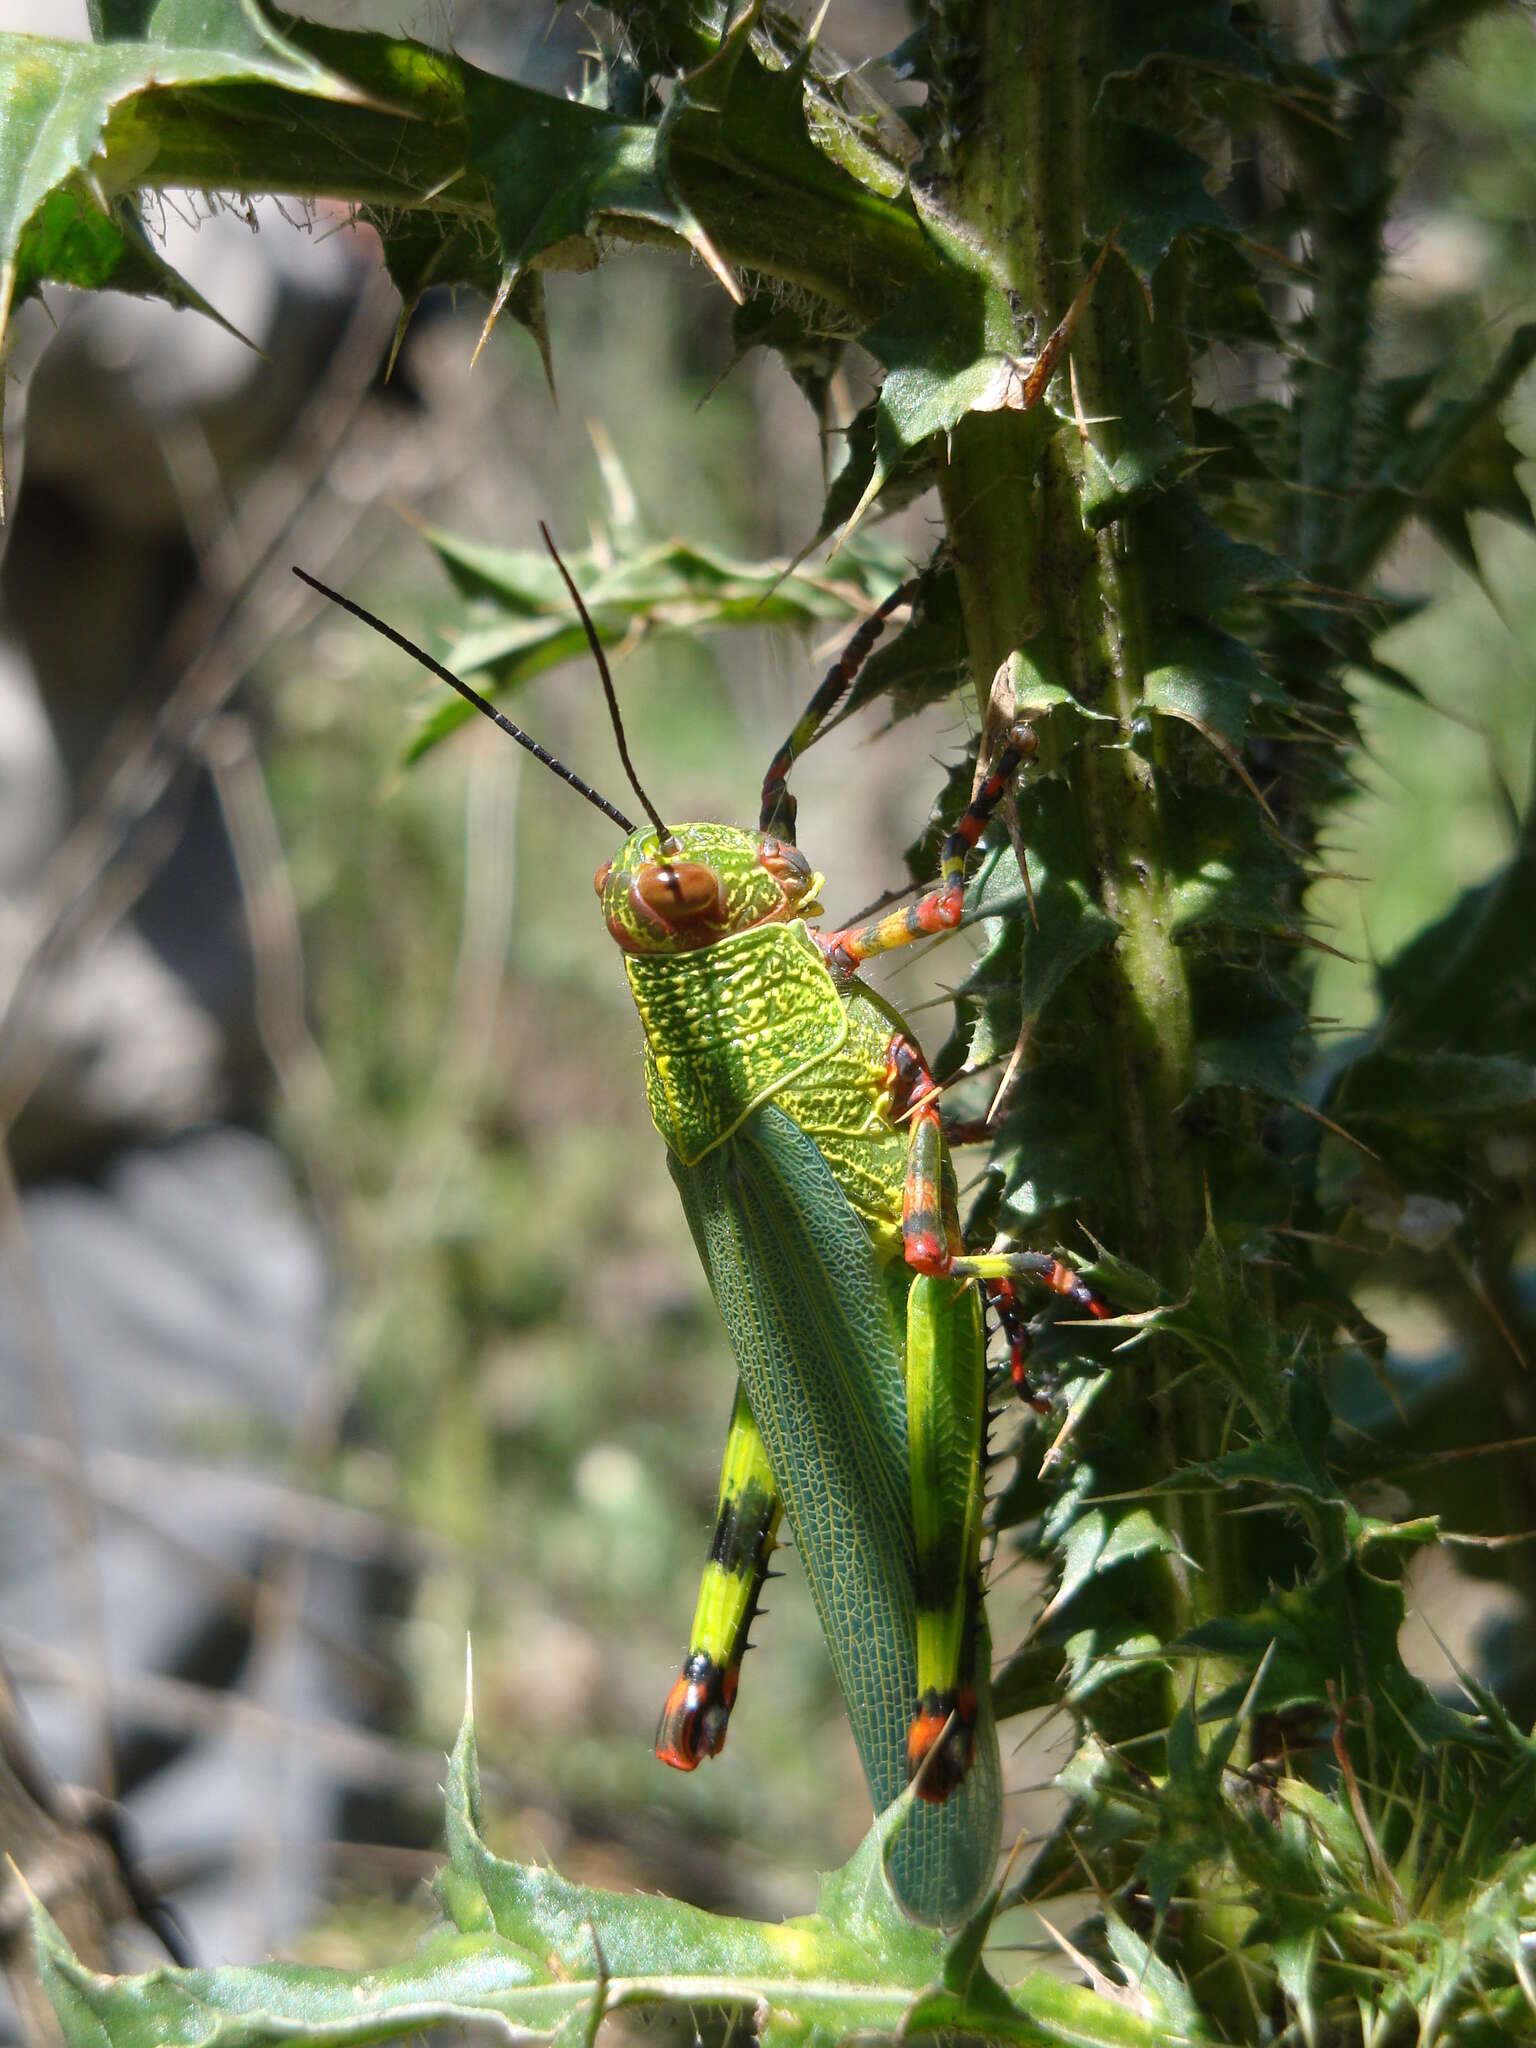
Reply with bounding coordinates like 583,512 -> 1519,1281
294,548 -> 1107,1923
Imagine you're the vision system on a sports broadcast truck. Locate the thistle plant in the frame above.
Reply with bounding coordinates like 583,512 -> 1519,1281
4,3 -> 1534,2043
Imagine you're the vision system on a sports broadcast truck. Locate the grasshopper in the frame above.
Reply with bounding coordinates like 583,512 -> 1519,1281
294,546 -> 1107,1923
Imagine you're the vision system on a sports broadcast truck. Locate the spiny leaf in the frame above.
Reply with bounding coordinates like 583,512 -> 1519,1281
1374,808 -> 1536,1057
1140,622 -> 1268,753
1078,382 -> 1187,530
1150,1217 -> 1292,1430
1164,785 -> 1298,938
1343,323 -> 1536,582
1333,1050 -> 1536,1126
94,0 -> 330,58
1178,1561 -> 1436,1729
1101,1912 -> 1207,2037
815,394 -> 939,543
444,1704 -> 924,1981
993,1051 -> 1128,1222
841,567 -> 968,725
1140,488 -> 1289,617
0,18 -> 355,482
3,6 -> 943,481
463,71 -> 733,308
956,788 -> 1122,1062
1097,0 -> 1270,90
402,527 -> 897,761
848,279 -> 1059,529
1188,957 -> 1303,1101
1088,122 -> 1230,282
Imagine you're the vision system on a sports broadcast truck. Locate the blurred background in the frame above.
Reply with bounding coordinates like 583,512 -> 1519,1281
0,0 -> 1532,2030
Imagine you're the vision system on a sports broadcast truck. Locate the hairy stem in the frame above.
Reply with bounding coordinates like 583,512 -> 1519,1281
929,11 -> 1253,2007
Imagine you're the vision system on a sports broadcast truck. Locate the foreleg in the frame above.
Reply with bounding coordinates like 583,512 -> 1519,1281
820,723 -> 1038,977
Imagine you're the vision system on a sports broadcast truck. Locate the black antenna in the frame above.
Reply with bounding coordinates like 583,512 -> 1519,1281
538,522 -> 673,852
291,566 -> 636,835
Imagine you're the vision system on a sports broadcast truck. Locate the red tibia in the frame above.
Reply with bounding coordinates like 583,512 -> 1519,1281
987,1279 -> 1050,1414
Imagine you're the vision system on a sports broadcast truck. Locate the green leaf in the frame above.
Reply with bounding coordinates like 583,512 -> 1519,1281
1089,122 -> 1229,282
815,396 -> 939,545
94,0 -> 324,55
1049,1504 -> 1182,1615
667,15 -> 902,213
1101,1912 -> 1207,2036
463,70 -> 731,306
1187,1437 -> 1332,1503
1098,0 -> 1269,89
1334,1050 -> 1536,1125
0,18 -> 355,479
956,784 -> 1122,1065
842,567 -> 968,725
1189,957 -> 1302,1100
1374,809 -> 1536,1058
1151,1217 -> 1291,1431
731,289 -> 846,417
32,1694 -> 1168,2048
850,280 -> 1057,527
990,1637 -> 1066,1717
1079,382 -> 1187,530
403,527 -> 895,761
1343,322 -> 1536,581
1140,623 -> 1263,753
1178,1561 -> 1425,1727
1164,786 -> 1298,939
4,7 -> 943,480
34,1905 -> 567,2048
1139,489 -> 1288,617
6,184 -> 247,349
994,1050 -> 1125,1221
375,208 -> 547,376
444,1703 -> 928,1983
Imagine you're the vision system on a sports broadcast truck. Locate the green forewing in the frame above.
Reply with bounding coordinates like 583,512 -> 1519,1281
669,1102 -> 1001,1922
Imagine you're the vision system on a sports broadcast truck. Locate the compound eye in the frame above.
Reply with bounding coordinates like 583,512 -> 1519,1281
760,840 -> 812,885
635,860 -> 723,921
593,859 -> 613,897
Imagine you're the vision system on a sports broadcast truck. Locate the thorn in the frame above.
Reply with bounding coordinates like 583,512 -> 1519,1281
471,269 -> 514,368
385,298 -> 416,382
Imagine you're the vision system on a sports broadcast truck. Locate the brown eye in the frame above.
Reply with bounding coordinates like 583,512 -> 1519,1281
593,859 -> 613,897
760,840 -> 812,886
635,861 -> 723,921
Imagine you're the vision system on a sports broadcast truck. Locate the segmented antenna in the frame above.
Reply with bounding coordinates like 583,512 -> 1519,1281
538,522 -> 674,852
291,567 -> 636,835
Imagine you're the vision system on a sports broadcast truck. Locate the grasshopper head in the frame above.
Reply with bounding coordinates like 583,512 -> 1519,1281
595,822 -> 823,954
